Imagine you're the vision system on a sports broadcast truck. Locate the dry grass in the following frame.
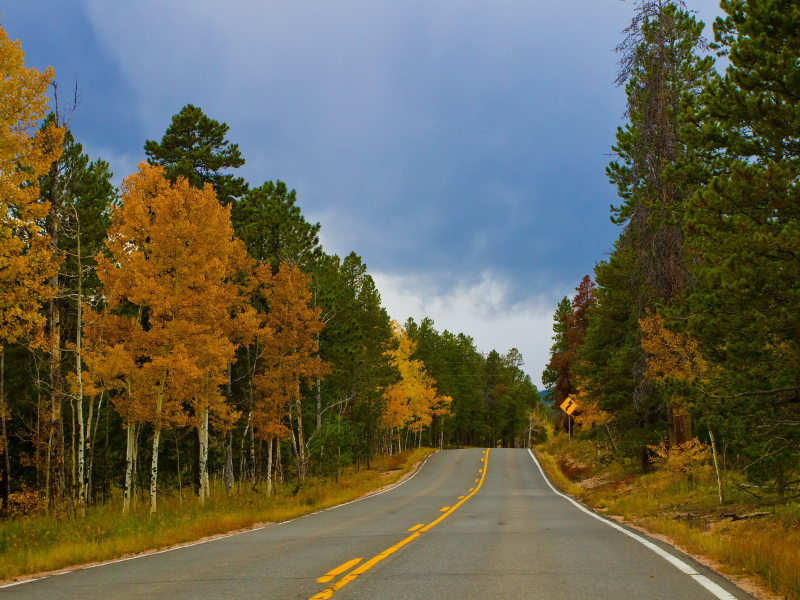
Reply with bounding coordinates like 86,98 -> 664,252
643,517 -> 800,599
0,448 -> 434,582
536,434 -> 800,600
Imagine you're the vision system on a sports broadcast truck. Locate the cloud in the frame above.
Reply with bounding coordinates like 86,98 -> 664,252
371,270 -> 565,387
76,0 -> 727,302
81,0 -> 633,293
80,143 -> 140,186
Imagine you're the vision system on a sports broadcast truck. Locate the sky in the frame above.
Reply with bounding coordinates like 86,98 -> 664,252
3,0 -> 726,385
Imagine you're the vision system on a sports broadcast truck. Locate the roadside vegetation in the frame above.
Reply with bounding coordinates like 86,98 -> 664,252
0,448 -> 433,582
536,435 -> 800,600
540,1 -> 800,597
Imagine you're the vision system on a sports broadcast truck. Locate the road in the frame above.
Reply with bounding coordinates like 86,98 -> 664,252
0,448 -> 751,599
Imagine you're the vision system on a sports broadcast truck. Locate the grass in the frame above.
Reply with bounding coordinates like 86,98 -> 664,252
536,434 -> 800,600
0,448 -> 434,582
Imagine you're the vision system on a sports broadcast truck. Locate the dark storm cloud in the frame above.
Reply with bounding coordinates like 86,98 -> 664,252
3,0 -> 142,163
3,0 -> 726,380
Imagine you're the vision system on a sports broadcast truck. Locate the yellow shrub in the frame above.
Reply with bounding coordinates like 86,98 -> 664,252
8,486 -> 46,518
648,438 -> 713,481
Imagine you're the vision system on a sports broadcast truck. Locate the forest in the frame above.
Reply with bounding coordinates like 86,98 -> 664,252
0,24 -> 543,520
543,0 -> 800,497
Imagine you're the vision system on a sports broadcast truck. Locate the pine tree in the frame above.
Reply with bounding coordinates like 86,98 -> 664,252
584,1 -> 711,450
231,180 -> 322,270
144,104 -> 247,205
679,0 -> 800,490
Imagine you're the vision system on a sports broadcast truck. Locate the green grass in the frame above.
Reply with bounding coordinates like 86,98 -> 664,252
536,434 -> 800,600
0,448 -> 434,582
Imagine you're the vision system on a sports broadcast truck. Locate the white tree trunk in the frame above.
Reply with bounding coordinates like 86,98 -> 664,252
266,436 -> 273,496
149,427 -> 161,514
75,261 -> 86,517
123,424 -> 134,514
198,405 -> 209,504
149,376 -> 166,515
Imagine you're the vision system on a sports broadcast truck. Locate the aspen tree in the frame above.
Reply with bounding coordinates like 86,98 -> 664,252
95,163 -> 248,512
384,321 -> 451,446
82,313 -> 146,514
0,23 -> 64,511
253,262 -> 327,485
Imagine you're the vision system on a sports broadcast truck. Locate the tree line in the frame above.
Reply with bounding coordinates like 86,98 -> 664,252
0,23 -> 543,518
543,0 -> 799,495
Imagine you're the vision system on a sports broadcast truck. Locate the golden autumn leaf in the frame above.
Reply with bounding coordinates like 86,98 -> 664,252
0,24 -> 64,349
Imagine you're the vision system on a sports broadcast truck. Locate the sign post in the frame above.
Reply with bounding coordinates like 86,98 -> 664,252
559,396 -> 578,447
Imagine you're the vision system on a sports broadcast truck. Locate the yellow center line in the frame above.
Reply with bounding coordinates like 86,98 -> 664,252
457,496 -> 464,499
316,558 -> 363,583
439,506 -> 450,511
309,449 -> 491,600
407,524 -> 424,532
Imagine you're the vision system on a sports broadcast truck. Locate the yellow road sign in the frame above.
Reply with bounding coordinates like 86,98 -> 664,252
559,395 -> 578,415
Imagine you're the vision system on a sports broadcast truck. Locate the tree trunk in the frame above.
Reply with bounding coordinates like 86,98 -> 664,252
198,405 -> 209,504
75,266 -> 86,516
123,424 -> 135,514
150,427 -> 161,514
266,436 -> 273,496
249,416 -> 256,486
289,407 -> 301,484
225,430 -> 233,496
86,392 -> 104,506
223,363 -> 233,495
316,378 -> 322,431
48,162 -> 64,509
316,333 -> 322,431
294,394 -> 307,484
709,429 -> 724,504
150,376 -> 166,514
277,439 -> 283,484
0,350 -> 10,516
240,411 -> 251,488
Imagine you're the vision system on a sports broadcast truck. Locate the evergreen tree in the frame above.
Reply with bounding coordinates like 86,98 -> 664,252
570,1 -> 710,455
144,104 -> 247,205
679,0 -> 800,489
231,180 -> 322,270
541,296 -> 573,405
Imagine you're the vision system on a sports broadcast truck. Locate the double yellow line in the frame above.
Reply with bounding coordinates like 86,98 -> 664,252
310,448 -> 490,600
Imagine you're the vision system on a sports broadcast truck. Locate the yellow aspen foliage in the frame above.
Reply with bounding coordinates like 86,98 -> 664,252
573,379 -> 612,429
252,261 -> 328,441
93,162 -> 253,511
382,383 -> 411,430
0,24 -> 64,349
640,311 -> 707,383
383,321 -> 451,432
647,438 -> 713,481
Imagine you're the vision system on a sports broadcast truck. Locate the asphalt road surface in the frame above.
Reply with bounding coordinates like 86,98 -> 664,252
0,448 -> 753,600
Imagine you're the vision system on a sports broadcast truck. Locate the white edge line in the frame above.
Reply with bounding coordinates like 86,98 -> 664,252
527,449 -> 738,600
0,451 -> 439,588
0,578 -> 44,588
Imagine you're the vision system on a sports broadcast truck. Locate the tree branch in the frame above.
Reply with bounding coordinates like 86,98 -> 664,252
710,386 -> 800,399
